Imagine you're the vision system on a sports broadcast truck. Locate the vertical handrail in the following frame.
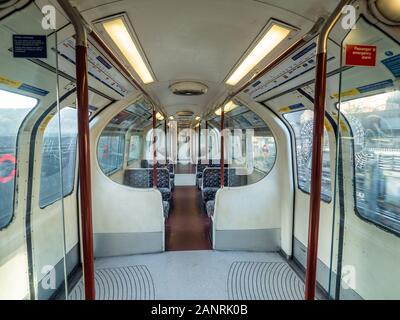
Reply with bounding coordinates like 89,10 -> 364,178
198,123 -> 201,162
205,121 -> 209,163
152,109 -> 157,188
220,107 -> 225,188
57,0 -> 95,300
164,119 -> 168,163
305,0 -> 353,300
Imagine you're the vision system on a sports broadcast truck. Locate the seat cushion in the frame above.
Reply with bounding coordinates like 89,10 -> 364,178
202,187 -> 219,202
197,177 -> 203,189
159,188 -> 171,201
163,201 -> 170,218
206,200 -> 215,218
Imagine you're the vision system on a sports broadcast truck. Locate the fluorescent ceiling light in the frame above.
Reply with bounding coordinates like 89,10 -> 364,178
195,116 -> 201,121
103,18 -> 154,84
0,89 -> 38,109
226,23 -> 291,86
156,112 -> 164,121
215,101 -> 238,115
169,116 -> 174,120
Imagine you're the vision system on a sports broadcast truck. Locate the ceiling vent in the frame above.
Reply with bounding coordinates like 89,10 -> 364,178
176,111 -> 195,118
369,0 -> 400,25
169,81 -> 208,96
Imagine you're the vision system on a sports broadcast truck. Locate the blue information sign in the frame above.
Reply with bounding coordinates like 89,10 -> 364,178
13,35 -> 47,59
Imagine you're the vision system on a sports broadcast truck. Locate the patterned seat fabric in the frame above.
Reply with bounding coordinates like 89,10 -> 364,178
206,201 -> 215,217
124,169 -> 152,188
124,168 -> 172,203
163,201 -> 170,218
201,168 -> 241,201
158,187 -> 171,201
202,187 -> 219,202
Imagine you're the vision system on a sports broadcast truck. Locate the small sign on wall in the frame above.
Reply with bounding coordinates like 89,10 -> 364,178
12,35 -> 47,59
345,44 -> 377,67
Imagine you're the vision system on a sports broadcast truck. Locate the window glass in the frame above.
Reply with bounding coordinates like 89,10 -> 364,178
39,107 -> 77,208
223,102 -> 277,186
98,134 -> 125,175
341,91 -> 400,233
284,110 -> 332,202
128,135 -> 141,162
252,136 -> 276,173
97,100 -> 152,178
0,89 -> 38,228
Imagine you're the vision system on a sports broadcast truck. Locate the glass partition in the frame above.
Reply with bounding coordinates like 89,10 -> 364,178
223,101 -> 277,187
0,5 -> 70,300
97,100 -> 153,187
284,110 -> 332,202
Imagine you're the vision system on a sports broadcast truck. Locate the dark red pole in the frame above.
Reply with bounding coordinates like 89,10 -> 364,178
304,0 -> 350,300
76,45 -> 95,300
220,107 -> 225,188
164,120 -> 168,163
304,52 -> 327,300
152,109 -> 157,188
205,121 -> 209,163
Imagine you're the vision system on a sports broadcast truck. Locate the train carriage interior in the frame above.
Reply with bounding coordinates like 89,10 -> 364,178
0,0 -> 400,301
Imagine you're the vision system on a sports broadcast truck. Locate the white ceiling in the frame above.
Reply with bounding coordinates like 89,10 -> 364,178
75,0 -> 340,118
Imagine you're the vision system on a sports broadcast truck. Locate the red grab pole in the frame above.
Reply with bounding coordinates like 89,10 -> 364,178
304,51 -> 327,300
220,106 -> 225,188
304,0 -> 353,300
76,45 -> 96,300
57,0 -> 96,300
153,109 -> 157,188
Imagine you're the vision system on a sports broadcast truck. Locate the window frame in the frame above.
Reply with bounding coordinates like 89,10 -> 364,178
0,88 -> 39,230
282,109 -> 333,203
337,92 -> 400,237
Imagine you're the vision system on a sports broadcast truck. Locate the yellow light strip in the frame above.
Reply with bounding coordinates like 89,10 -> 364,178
156,112 -> 164,120
226,24 -> 291,86
103,18 -> 154,84
215,101 -> 238,115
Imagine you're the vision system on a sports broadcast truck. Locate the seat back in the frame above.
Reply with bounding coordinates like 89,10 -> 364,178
124,169 -> 152,188
149,168 -> 171,189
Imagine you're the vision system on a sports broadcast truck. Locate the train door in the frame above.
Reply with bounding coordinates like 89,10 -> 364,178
329,17 -> 400,299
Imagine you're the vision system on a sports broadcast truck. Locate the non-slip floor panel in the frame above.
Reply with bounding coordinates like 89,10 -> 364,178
69,251 -> 303,300
228,262 -> 304,300
69,266 -> 155,300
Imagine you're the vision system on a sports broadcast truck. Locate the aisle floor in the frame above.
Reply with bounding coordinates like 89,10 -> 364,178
69,251 -> 306,300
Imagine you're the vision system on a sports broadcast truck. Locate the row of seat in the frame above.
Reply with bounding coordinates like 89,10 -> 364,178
195,160 -> 226,189
197,165 -> 243,218
123,167 -> 173,217
141,160 -> 175,189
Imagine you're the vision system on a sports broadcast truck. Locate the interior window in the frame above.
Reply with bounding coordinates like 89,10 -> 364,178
0,89 -> 38,228
98,134 -> 125,175
223,102 -> 277,186
128,135 -> 142,163
252,135 -> 276,173
39,107 -> 77,208
97,100 -> 152,179
341,91 -> 400,234
284,110 -> 332,202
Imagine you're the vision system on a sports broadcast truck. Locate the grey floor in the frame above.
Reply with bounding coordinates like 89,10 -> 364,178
69,250 -> 306,300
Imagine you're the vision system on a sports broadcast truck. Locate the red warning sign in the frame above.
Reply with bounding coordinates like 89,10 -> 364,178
345,44 -> 377,67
